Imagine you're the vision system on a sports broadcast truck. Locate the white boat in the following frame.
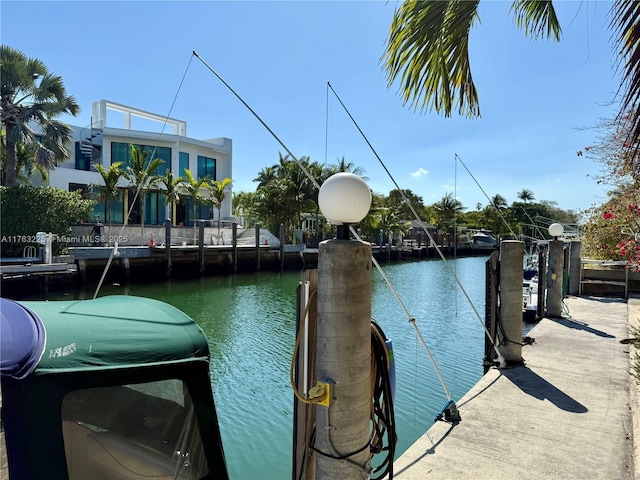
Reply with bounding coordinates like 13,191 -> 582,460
471,230 -> 498,248
523,255 -> 540,322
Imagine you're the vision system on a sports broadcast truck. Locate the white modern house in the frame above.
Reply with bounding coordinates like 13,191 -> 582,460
45,99 -> 232,227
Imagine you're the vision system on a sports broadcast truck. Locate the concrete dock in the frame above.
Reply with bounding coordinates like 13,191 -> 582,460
394,295 -> 636,480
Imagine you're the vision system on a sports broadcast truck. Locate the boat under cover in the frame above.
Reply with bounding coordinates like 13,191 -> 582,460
1,295 -> 228,480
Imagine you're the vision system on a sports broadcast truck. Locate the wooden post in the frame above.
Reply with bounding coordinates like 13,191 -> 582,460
198,220 -> 205,274
280,223 -> 285,272
255,223 -> 261,272
484,250 -> 499,373
293,269 -> 318,480
232,222 -> 238,273
165,219 -> 172,278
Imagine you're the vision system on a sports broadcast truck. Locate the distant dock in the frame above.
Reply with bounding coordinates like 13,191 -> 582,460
393,295 -> 634,480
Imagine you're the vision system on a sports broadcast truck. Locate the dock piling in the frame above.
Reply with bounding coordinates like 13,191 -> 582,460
165,219 -> 172,278
255,223 -> 261,272
498,240 -> 523,363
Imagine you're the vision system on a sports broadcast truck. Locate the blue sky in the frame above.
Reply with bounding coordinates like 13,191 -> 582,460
1,1 -> 621,214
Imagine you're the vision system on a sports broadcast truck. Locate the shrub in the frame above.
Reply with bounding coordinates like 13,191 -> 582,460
0,185 -> 95,256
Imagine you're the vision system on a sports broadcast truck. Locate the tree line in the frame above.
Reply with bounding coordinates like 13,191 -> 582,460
232,154 -> 578,244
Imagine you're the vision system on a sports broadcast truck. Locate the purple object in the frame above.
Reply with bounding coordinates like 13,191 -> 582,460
0,298 -> 46,379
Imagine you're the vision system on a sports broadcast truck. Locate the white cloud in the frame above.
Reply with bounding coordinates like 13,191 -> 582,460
411,167 -> 428,177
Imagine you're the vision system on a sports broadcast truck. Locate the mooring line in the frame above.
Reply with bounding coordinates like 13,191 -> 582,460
328,84 -> 505,368
93,54 -> 196,299
191,51 -> 474,401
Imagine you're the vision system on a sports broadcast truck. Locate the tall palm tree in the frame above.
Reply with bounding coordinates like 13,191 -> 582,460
490,194 -> 508,210
327,156 -> 368,180
1,46 -> 80,186
180,169 -> 209,244
233,191 -> 259,227
0,128 -> 49,184
517,188 -> 535,203
207,177 -> 233,239
92,161 -> 125,234
254,165 -> 278,189
433,192 -> 465,233
382,1 -> 561,117
159,169 -> 185,225
124,145 -> 164,244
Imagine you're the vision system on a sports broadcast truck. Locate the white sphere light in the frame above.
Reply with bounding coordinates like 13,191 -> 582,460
548,223 -> 564,238
318,172 -> 371,225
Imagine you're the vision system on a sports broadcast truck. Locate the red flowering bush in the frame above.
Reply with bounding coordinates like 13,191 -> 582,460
583,195 -> 640,271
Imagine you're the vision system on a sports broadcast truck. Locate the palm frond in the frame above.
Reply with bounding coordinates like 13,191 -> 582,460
510,0 -> 562,40
611,0 -> 640,162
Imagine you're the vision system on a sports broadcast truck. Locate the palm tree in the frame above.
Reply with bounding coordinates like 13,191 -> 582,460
1,46 -> 80,186
0,128 -> 49,184
180,169 -> 209,244
233,191 -> 259,227
124,145 -> 164,244
159,169 -> 185,225
254,166 -> 278,189
92,162 -> 125,235
611,2 -> 640,159
432,192 -> 465,234
327,156 -> 368,180
517,188 -> 535,203
382,1 -> 561,117
490,194 -> 508,210
207,177 -> 233,239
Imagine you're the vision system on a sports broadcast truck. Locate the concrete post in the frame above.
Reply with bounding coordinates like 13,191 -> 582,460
165,219 -> 172,278
255,223 -> 261,272
546,238 -> 564,317
315,238 -> 372,479
498,240 -> 523,363
568,241 -> 581,296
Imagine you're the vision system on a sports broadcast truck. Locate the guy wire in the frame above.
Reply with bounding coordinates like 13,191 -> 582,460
328,83 -> 504,366
93,53 -> 195,299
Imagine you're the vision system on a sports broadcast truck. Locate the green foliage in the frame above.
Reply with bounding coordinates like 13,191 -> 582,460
1,46 -> 80,186
0,185 -> 95,256
582,189 -> 640,267
382,0 -> 561,118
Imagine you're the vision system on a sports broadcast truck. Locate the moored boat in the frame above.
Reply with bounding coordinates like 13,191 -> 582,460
1,295 -> 228,480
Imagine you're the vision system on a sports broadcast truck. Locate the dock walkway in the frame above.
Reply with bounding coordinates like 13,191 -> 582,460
394,295 -> 635,480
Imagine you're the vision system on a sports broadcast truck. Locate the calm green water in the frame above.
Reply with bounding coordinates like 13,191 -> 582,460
17,255 -> 490,480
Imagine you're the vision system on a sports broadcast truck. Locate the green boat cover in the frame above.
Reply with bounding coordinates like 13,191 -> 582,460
18,295 -> 210,374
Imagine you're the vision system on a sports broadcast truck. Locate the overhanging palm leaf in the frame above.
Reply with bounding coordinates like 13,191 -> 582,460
611,0 -> 640,164
383,0 -> 561,118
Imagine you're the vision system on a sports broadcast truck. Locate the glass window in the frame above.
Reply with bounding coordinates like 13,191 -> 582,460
179,152 -> 189,177
197,156 -> 216,180
74,143 -> 90,171
61,379 -> 209,480
111,142 -> 170,176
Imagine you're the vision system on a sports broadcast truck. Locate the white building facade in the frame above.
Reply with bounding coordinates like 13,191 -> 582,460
47,100 -> 232,226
